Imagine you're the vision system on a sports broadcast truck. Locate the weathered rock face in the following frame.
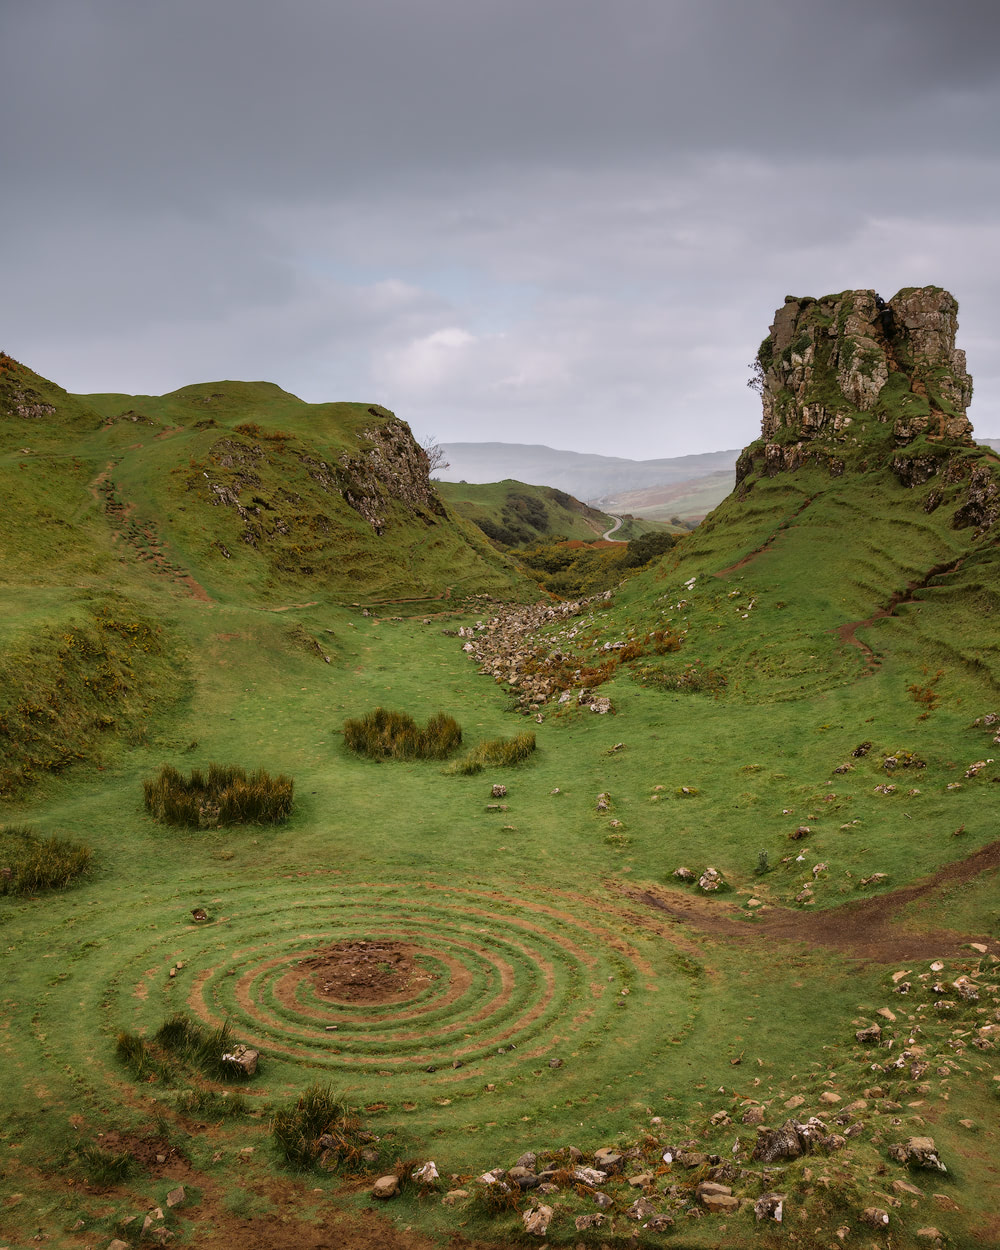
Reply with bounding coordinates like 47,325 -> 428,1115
740,287 -> 974,485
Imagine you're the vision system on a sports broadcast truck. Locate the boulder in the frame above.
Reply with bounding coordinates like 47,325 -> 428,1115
862,1207 -> 890,1228
371,1175 -> 399,1199
575,1213 -> 606,1230
698,867 -> 723,891
491,784 -> 507,798
856,1023 -> 882,1044
752,1122 -> 803,1163
646,1213 -> 675,1231
673,866 -> 696,883
411,1161 -> 439,1184
888,1137 -> 947,1172
506,1166 -> 539,1190
441,1190 -> 468,1206
165,1186 -> 185,1209
627,1197 -> 658,1220
221,1044 -> 259,1076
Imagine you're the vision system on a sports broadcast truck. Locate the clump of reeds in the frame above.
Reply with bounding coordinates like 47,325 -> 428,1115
0,825 -> 93,895
271,1085 -> 366,1170
142,762 -> 294,826
342,707 -> 462,761
447,731 -> 536,775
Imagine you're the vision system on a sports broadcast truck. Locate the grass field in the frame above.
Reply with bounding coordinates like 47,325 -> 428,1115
1,362 -> 999,1249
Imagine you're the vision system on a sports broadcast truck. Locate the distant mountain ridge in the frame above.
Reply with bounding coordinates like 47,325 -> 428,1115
438,441 -> 740,503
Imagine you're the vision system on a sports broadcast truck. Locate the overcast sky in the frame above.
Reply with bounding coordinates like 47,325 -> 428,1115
3,0 -> 999,458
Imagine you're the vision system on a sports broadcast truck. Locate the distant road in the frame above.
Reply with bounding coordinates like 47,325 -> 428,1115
602,515 -> 626,542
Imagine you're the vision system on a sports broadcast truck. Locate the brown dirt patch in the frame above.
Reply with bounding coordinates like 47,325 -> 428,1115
300,941 -> 433,1005
91,1130 -> 191,1180
623,836 -> 1000,963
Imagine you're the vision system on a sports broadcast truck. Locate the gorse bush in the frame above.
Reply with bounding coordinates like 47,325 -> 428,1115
448,732 -> 536,775
0,825 -> 93,894
142,762 -> 294,826
271,1084 -> 366,1170
342,707 -> 462,761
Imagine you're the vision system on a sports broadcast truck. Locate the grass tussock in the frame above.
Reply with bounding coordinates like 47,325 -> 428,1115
342,707 -> 462,761
117,1013 -> 257,1085
271,1084 -> 368,1170
175,1087 -> 251,1119
76,1144 -> 137,1187
0,825 -> 93,895
142,762 -> 294,826
448,731 -> 536,776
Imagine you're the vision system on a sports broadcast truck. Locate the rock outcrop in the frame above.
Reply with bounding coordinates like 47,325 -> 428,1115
736,287 -> 1000,532
739,287 -> 974,483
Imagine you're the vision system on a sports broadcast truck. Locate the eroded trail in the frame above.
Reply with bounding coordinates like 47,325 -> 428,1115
621,835 -> 1000,963
713,495 -> 813,576
836,555 -> 966,666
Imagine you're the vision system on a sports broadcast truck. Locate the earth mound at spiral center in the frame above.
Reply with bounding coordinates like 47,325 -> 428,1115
299,940 -> 434,1004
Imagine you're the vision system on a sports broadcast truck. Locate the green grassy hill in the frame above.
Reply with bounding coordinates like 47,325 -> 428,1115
438,477 -> 638,543
2,316 -> 1000,1250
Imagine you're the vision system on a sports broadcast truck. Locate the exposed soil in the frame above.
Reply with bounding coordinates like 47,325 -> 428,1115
90,1130 -> 191,1181
623,835 -> 1000,963
299,941 -> 434,1005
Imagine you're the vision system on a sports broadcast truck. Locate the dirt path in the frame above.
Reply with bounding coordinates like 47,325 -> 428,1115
621,836 -> 1000,963
713,495 -> 813,577
836,555 -> 965,665
89,460 -> 212,602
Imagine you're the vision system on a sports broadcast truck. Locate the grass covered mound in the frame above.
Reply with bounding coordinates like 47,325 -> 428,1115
142,762 -> 294,826
0,824 -> 93,895
448,731 -> 537,775
342,707 -> 462,761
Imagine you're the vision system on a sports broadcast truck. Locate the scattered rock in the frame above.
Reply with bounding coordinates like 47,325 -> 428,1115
698,867 -> 723,891
411,1161 -> 439,1184
627,1197 -> 658,1220
673,866 -> 695,882
856,1023 -> 883,1044
165,1186 -> 185,1209
372,1175 -> 400,1200
575,1213 -> 606,1231
755,1192 -> 785,1222
862,1206 -> 890,1228
593,1147 -> 622,1173
522,1204 -> 553,1236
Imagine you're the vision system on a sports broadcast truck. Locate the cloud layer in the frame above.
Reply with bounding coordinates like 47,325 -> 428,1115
3,0 -> 998,456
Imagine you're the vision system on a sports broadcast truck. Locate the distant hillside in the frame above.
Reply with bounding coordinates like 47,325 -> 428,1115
436,479 -> 665,546
438,441 -> 740,502
597,468 -> 735,524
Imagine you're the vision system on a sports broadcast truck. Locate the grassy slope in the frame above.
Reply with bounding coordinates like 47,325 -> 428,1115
1,365 -> 998,1248
438,477 -> 617,542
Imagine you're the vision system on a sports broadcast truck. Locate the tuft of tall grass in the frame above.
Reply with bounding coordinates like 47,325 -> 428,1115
142,762 -> 293,826
153,1013 -> 257,1082
175,1087 -> 250,1119
0,825 -> 93,895
271,1084 -> 365,1170
76,1144 -> 136,1186
117,1014 -> 257,1085
342,707 -> 462,761
447,732 -> 536,776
